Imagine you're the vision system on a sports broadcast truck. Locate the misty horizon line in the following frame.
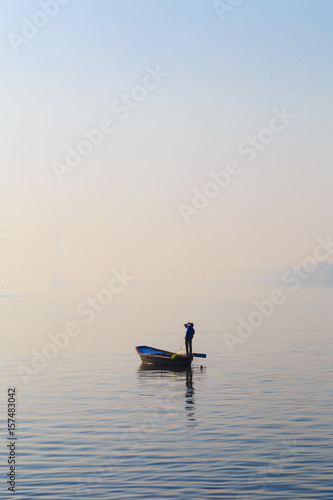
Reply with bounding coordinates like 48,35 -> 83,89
1,260 -> 333,289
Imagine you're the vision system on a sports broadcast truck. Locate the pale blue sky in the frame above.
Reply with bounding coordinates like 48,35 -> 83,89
1,1 -> 332,283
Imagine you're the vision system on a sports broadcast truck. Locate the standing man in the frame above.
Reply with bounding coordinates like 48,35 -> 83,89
184,322 -> 195,358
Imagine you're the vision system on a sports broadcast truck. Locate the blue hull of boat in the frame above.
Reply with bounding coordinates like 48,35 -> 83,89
135,345 -> 192,370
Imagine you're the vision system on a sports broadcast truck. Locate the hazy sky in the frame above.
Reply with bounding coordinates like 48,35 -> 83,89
1,0 -> 332,285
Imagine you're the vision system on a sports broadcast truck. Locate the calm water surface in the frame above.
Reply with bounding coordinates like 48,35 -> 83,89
1,285 -> 333,499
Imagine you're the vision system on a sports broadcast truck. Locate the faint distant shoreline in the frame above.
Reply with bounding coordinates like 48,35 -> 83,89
1,261 -> 333,291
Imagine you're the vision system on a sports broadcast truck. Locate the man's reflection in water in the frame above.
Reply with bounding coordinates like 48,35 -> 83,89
137,366 -> 206,424
185,370 -> 196,422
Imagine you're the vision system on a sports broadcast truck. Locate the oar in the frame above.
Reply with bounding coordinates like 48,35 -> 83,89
192,352 -> 206,358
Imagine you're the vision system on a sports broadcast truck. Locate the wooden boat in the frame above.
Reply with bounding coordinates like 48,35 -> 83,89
135,345 -> 192,370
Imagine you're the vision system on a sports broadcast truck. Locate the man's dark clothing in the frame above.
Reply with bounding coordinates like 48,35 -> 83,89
184,324 -> 195,357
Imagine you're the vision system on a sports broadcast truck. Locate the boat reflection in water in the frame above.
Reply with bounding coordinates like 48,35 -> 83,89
137,365 -> 206,425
